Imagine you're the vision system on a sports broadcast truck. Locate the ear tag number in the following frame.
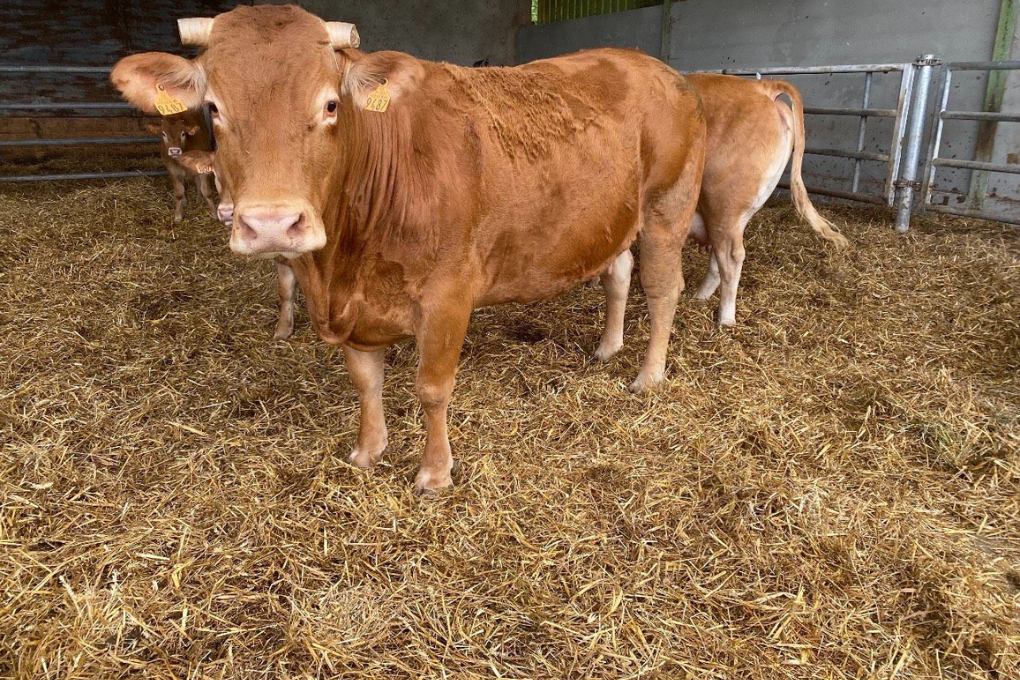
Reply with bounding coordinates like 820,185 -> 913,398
154,83 -> 188,116
364,80 -> 391,113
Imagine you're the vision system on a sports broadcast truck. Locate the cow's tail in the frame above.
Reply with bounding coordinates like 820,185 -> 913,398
766,80 -> 849,248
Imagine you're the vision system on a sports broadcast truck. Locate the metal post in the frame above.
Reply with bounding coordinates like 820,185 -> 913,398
895,55 -> 940,233
852,71 -> 873,193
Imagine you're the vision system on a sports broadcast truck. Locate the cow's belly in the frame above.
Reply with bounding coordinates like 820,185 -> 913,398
473,161 -> 641,307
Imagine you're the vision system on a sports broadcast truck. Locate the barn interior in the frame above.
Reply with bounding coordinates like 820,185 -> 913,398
2,1 -> 1019,679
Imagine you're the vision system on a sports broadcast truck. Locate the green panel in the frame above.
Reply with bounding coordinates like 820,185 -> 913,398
534,0 -> 663,24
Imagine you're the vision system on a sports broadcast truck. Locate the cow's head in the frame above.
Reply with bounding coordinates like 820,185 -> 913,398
111,5 -> 406,259
146,113 -> 201,158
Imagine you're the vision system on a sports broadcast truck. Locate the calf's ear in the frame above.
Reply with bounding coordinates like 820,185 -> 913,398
343,50 -> 424,111
178,150 -> 216,175
145,122 -> 163,135
111,53 -> 205,115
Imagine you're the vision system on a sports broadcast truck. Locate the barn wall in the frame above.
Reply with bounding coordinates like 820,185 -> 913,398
518,0 -> 1018,215
256,0 -> 532,66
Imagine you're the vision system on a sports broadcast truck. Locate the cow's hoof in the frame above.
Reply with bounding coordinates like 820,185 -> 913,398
414,468 -> 454,495
714,316 -> 736,329
273,323 -> 294,340
347,445 -> 385,469
593,340 -> 622,362
628,371 -> 664,394
172,216 -> 183,225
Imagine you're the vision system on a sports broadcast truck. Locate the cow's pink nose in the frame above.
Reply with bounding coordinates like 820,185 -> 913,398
217,204 -> 234,226
236,208 -> 306,244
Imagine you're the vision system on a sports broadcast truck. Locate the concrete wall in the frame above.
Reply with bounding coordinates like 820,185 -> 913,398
258,0 -> 531,66
518,0 -> 1018,217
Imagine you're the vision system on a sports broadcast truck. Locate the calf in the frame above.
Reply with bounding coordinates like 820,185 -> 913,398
112,5 -> 706,492
147,111 -> 218,223
596,73 -> 848,358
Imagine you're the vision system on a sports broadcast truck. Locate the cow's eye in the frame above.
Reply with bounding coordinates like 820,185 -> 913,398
325,100 -> 338,116
207,102 -> 219,118
180,131 -> 187,140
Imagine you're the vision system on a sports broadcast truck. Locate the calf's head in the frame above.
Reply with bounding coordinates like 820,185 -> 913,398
111,5 -> 403,259
147,113 -> 201,158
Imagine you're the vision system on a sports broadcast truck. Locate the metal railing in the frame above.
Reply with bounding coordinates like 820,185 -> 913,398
921,60 -> 1020,227
0,64 -> 163,183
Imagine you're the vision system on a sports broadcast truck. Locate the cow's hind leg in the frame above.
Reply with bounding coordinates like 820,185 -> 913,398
712,213 -> 751,327
595,249 -> 634,361
631,162 -> 702,392
274,260 -> 297,340
343,345 -> 388,469
414,298 -> 471,493
694,253 -> 721,301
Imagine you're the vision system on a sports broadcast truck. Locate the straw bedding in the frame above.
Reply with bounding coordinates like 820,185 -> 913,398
1,177 -> 1018,679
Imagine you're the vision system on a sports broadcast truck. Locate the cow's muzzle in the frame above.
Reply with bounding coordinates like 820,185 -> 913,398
231,203 -> 326,257
168,147 -> 182,158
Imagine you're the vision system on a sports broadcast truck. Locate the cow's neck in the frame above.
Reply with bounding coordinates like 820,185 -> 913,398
294,105 -> 428,346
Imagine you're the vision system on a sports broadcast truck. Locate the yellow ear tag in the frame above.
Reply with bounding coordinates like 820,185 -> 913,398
154,83 -> 187,116
364,80 -> 391,113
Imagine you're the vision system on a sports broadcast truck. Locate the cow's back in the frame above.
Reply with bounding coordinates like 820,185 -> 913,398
422,49 -> 703,306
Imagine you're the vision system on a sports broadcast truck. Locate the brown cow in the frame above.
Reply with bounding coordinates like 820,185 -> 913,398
111,5 -> 705,492
147,111 -> 218,223
597,73 -> 848,350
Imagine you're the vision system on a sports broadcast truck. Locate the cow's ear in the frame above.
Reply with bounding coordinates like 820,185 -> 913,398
343,50 -> 424,111
178,150 -> 215,175
186,125 -> 201,136
111,53 -> 205,115
145,122 -> 163,135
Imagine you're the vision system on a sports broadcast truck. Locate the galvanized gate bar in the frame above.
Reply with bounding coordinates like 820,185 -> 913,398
0,137 -> 158,147
803,106 -> 897,118
718,63 -> 908,75
932,158 -> 1020,174
852,71 -> 874,193
940,110 -> 1020,122
807,147 -> 890,163
0,170 -> 167,183
944,59 -> 1020,70
777,181 -> 887,206
0,66 -> 112,73
0,102 -> 134,111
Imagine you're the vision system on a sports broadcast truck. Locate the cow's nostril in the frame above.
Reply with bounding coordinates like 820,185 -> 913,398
237,216 -> 258,241
286,214 -> 305,238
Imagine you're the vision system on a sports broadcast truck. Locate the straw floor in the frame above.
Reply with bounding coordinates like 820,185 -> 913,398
1,178 -> 1018,679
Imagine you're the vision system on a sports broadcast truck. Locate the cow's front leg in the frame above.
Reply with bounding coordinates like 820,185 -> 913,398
170,171 -> 187,224
342,345 -> 388,469
197,172 -> 218,220
273,260 -> 297,340
414,305 -> 470,493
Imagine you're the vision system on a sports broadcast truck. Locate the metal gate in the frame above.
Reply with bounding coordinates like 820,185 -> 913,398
0,65 -> 164,183
921,60 -> 1020,227
711,57 -> 940,233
